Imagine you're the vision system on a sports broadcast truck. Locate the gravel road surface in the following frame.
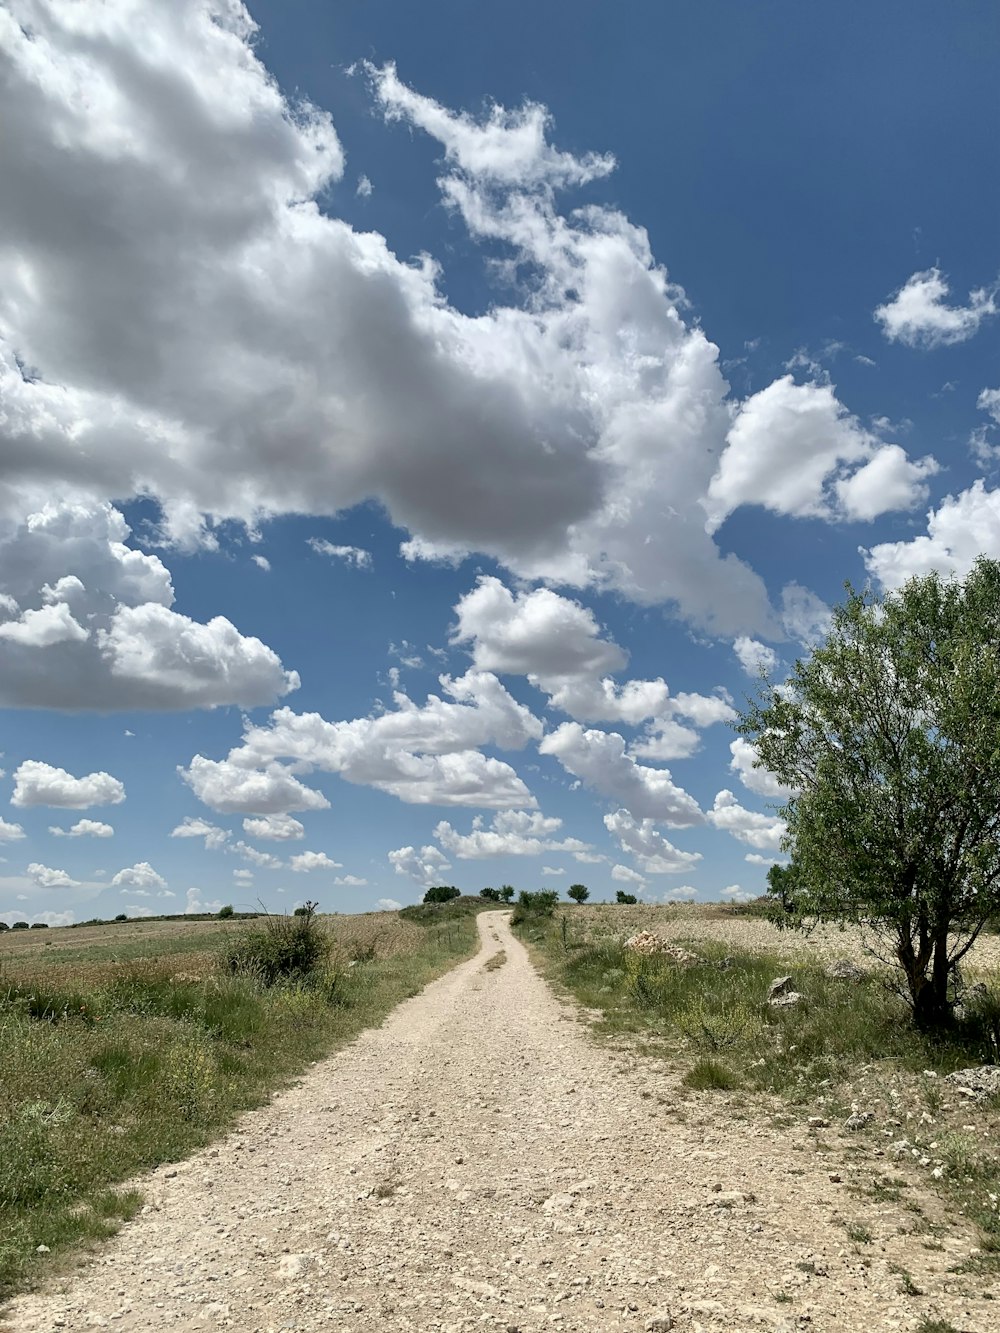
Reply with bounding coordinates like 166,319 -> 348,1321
4,912 -> 996,1332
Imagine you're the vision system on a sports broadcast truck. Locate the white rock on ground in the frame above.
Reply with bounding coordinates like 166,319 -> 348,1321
2,913 -> 996,1332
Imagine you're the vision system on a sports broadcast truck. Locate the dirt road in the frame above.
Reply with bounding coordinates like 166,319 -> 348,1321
4,913 -> 996,1332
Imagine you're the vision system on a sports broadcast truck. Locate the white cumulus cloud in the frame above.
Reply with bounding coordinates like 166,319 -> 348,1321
12,760 -> 125,809
707,790 -> 786,851
27,861 -> 79,888
875,268 -> 997,348
289,851 -> 342,873
388,844 -> 451,885
111,861 -> 167,891
49,818 -> 114,838
434,810 -> 591,859
169,816 -> 230,850
242,814 -> 305,841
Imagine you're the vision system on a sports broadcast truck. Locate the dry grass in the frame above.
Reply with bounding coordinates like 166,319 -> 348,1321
563,903 -> 1000,976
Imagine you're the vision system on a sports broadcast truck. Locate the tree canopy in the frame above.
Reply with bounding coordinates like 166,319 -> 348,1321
568,883 -> 590,904
422,885 -> 461,904
740,558 -> 1000,1029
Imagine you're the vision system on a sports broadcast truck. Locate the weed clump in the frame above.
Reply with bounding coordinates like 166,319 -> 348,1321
219,903 -> 329,986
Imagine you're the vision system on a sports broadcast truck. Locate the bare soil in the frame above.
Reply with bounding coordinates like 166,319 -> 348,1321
4,912 -> 998,1332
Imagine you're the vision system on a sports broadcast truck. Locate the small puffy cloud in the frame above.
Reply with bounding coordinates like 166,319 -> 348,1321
629,718 -> 701,762
979,387 -> 1000,426
603,809 -> 702,874
720,883 -> 755,903
308,539 -> 372,569
251,555 -> 271,571
611,864 -> 647,886
49,818 -> 114,838
0,505 -> 298,710
356,174 -> 373,198
671,691 -> 737,728
170,816 -> 230,850
12,760 -> 125,809
864,479 -> 1000,589
728,739 -> 794,800
705,377 -> 934,531
707,790 -> 786,851
834,445 -> 938,523
663,884 -> 697,902
745,852 -> 784,866
452,577 -> 674,726
242,814 -> 305,841
541,866 -> 565,876
434,810 -> 591,859
875,268 -> 997,348
289,851 -> 342,873
27,861 -> 79,888
179,756 -> 330,815
123,904 -> 154,917
223,671 -> 539,809
780,584 -> 832,648
233,868 -> 254,881
111,861 -> 167,891
388,844 -> 451,885
453,577 -> 626,682
335,874 -> 368,886
0,818 -> 26,841
376,897 -> 401,911
540,724 -> 703,826
185,887 -> 223,915
231,840 -> 282,870
1,908 -> 75,928
733,637 -> 778,678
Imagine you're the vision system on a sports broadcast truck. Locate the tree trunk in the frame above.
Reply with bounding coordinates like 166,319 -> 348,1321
912,931 -> 953,1032
897,921 -> 952,1031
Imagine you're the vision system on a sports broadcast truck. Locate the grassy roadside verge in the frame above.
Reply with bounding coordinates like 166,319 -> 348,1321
0,905 -> 483,1299
514,904 -> 1000,1271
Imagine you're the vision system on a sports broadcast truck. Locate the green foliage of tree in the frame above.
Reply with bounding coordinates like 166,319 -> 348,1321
10,922 -> 29,931
0,921 -> 9,931
217,904 -> 235,919
498,885 -> 515,903
422,885 -> 461,904
28,922 -> 49,929
113,914 -> 128,923
480,887 -> 501,902
567,883 -> 590,905
615,890 -> 638,905
741,558 -> 1000,1030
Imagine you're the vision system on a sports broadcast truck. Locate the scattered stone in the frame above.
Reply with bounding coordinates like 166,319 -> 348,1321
624,932 -> 697,963
767,976 -> 803,1007
35,1244 -> 50,1254
644,1316 -> 673,1331
807,1117 -> 829,1129
844,1111 -> 874,1131
944,1066 -> 1000,1103
825,959 -> 866,981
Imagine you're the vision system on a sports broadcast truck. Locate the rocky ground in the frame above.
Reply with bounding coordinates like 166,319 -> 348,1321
4,912 -> 998,1333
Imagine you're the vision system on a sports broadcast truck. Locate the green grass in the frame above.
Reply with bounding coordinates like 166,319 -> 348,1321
0,908 -> 480,1300
683,1057 -> 741,1090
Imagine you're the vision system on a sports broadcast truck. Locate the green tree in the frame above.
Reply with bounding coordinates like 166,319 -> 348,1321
498,885 -> 515,903
567,883 -> 590,905
480,887 -> 501,901
422,885 -> 461,904
217,904 -> 235,919
615,890 -> 638,905
740,558 -> 1000,1030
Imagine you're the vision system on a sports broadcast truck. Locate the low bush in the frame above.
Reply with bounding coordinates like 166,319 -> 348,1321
219,905 -> 330,986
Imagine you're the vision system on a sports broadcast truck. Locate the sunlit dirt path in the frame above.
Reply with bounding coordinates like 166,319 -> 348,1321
4,912 -> 995,1332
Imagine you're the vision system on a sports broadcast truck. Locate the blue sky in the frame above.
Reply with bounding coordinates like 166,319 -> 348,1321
1,0 -> 999,924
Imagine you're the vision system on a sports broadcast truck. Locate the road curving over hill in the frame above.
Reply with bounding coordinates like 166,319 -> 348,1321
4,912 -> 996,1332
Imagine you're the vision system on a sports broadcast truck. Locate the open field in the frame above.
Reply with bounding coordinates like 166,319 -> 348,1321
0,905 -> 484,1299
553,901 -> 1000,974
